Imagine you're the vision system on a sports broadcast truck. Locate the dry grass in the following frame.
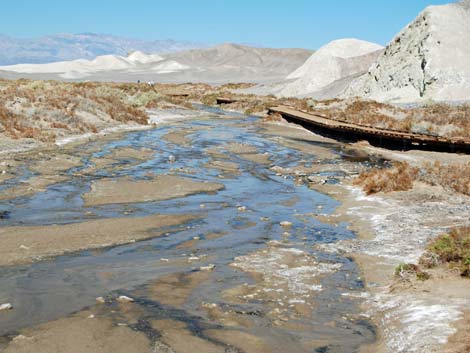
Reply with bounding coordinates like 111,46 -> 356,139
410,104 -> 470,139
419,162 -> 470,196
200,93 -> 219,106
354,162 -> 418,194
197,91 -> 469,140
218,83 -> 256,90
310,99 -> 470,139
0,79 -> 212,142
354,161 -> 470,196
2,79 -> 468,144
0,80 -> 152,141
197,90 -> 310,116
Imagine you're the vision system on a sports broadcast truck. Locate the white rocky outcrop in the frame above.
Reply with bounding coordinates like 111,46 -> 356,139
343,1 -> 470,103
279,39 -> 384,98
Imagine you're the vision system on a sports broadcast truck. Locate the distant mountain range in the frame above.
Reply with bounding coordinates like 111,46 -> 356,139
0,43 -> 313,84
0,33 -> 207,65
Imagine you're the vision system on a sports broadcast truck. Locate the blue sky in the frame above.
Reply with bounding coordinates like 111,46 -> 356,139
1,0 -> 454,49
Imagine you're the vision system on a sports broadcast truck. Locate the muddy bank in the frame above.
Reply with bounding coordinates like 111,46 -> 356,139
350,186 -> 470,353
83,175 -> 224,206
149,271 -> 212,307
254,116 -> 470,353
224,142 -> 272,165
0,214 -> 197,266
303,159 -> 470,352
442,311 -> 470,353
0,151 -> 83,201
2,310 -> 152,353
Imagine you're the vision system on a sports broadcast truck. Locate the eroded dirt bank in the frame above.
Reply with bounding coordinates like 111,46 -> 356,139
0,214 -> 197,266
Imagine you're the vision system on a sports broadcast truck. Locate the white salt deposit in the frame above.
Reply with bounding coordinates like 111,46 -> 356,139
232,244 -> 341,299
369,293 -> 464,353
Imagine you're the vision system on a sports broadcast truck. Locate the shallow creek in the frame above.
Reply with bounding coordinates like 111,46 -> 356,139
0,108 -> 376,352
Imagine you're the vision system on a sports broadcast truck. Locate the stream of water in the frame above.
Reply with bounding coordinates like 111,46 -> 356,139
0,109 -> 376,352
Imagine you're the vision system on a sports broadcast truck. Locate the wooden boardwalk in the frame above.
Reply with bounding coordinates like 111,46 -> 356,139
268,105 -> 470,153
216,97 -> 238,105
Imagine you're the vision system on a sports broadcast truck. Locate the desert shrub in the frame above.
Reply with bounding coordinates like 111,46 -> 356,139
50,121 -> 70,130
127,90 -> 160,107
263,112 -> 284,123
201,93 -> 219,106
354,162 -> 418,194
308,98 -> 470,139
219,83 -> 256,90
419,251 -> 442,269
0,79 -> 155,141
395,263 -> 430,281
317,98 -> 342,106
421,227 -> 470,277
244,101 -> 271,116
355,161 -> 470,196
93,85 -> 126,100
419,161 -> 470,196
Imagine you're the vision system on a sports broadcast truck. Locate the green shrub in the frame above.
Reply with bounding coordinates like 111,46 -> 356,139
394,263 -> 430,281
422,227 -> 470,277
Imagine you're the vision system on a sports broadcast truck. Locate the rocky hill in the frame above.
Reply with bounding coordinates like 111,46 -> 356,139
343,1 -> 470,103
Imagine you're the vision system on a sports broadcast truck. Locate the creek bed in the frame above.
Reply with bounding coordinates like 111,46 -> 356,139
0,108 -> 376,353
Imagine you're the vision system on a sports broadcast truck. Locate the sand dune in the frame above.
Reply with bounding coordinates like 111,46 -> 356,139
0,44 -> 312,84
0,51 -> 188,79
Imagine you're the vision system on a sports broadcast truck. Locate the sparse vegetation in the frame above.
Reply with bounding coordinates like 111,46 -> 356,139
419,161 -> 470,196
218,83 -> 256,90
199,91 -> 469,139
354,162 -> 418,194
355,161 -> 470,196
0,79 -> 154,141
1,78 -> 469,147
200,93 -> 219,106
395,263 -> 430,281
199,91 -> 310,116
0,79 -> 210,143
309,99 -> 470,139
420,226 -> 470,277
